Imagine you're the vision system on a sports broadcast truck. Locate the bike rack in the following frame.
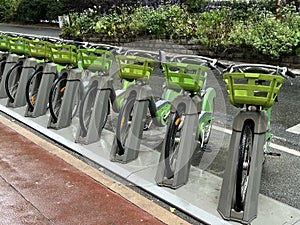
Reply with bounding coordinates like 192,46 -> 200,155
217,110 -> 268,224
0,54 -> 20,98
6,57 -> 38,107
75,75 -> 115,144
110,84 -> 153,163
155,95 -> 203,188
25,62 -> 57,117
47,68 -> 82,129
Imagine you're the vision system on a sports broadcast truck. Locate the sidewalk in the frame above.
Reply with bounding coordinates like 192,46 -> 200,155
0,115 -> 189,225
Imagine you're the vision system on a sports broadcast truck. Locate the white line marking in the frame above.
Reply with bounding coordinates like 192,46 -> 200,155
286,123 -> 300,134
213,125 -> 300,157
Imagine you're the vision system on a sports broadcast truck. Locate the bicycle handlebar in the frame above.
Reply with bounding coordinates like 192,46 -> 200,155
228,63 -> 296,79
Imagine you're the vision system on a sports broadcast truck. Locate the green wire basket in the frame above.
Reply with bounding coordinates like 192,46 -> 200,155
78,48 -> 114,73
116,55 -> 156,81
224,72 -> 284,109
28,39 -> 51,60
162,62 -> 208,93
9,37 -> 30,55
49,43 -> 78,66
0,34 -> 10,52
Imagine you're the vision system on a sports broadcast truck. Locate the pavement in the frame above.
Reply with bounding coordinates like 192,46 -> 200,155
0,114 -> 189,225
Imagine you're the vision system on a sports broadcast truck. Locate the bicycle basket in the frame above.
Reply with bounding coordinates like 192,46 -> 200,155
28,39 -> 51,60
9,37 -> 30,55
78,48 -> 114,73
162,62 -> 208,93
224,72 -> 284,109
116,55 -> 156,80
49,43 -> 78,66
0,34 -> 10,52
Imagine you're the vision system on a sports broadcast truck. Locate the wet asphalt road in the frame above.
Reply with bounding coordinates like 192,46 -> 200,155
1,23 -> 299,211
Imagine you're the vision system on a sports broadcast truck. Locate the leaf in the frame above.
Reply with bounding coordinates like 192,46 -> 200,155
169,207 -> 176,213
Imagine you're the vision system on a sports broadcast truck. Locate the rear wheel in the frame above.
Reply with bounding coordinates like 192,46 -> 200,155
115,97 -> 135,155
5,62 -> 23,102
235,122 -> 253,212
164,112 -> 182,179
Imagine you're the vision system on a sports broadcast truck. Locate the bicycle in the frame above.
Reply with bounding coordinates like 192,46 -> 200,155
4,35 -> 44,107
47,40 -> 87,129
155,54 -> 224,188
23,36 -> 62,116
217,64 -> 295,224
110,50 -> 180,163
75,45 -> 135,144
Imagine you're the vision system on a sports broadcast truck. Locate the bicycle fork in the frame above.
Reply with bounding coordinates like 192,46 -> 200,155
218,110 -> 268,224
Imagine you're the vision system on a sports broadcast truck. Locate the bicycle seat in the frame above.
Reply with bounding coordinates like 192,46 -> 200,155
162,62 -> 208,93
224,72 -> 284,109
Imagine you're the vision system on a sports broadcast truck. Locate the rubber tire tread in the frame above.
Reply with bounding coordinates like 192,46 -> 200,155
5,63 -> 22,102
235,122 -> 253,212
116,97 -> 135,155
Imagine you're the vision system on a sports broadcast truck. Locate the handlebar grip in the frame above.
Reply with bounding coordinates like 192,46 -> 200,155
286,70 -> 296,78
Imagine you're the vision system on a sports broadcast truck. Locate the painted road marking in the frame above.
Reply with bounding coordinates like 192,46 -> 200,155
286,123 -> 300,134
213,125 -> 300,157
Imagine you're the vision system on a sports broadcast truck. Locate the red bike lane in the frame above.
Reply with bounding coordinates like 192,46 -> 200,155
0,119 -> 187,225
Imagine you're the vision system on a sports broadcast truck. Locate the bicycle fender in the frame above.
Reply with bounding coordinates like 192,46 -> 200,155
201,87 -> 216,112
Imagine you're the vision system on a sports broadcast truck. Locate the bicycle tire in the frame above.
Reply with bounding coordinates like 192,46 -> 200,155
78,85 -> 110,136
164,112 -> 182,179
235,122 -> 253,212
5,62 -> 23,102
49,75 -> 67,123
115,96 -> 135,156
25,70 -> 43,111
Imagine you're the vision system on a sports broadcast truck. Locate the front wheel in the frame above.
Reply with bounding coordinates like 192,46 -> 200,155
5,62 -> 23,102
164,112 -> 183,179
25,70 -> 43,111
49,75 -> 67,123
235,122 -> 253,212
78,85 -> 109,137
115,97 -> 135,156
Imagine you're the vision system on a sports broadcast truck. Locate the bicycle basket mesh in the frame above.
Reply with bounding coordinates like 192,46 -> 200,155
9,37 -> 30,55
224,72 -> 284,109
28,40 -> 51,60
116,55 -> 156,80
0,34 -> 10,52
49,43 -> 78,66
78,48 -> 114,73
162,62 -> 208,92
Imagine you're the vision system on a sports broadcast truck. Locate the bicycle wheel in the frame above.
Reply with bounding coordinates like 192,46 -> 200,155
164,112 -> 182,179
25,70 -> 43,111
49,75 -> 67,123
116,97 -> 135,155
235,122 -> 253,212
5,62 -> 23,102
78,85 -> 109,137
